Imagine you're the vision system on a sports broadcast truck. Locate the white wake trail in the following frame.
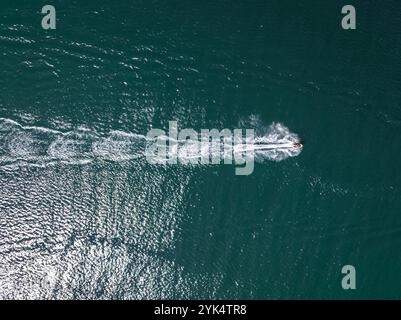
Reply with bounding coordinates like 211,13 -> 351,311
0,118 -> 302,169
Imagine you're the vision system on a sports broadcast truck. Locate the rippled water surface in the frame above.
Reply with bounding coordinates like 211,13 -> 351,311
1,0 -> 401,299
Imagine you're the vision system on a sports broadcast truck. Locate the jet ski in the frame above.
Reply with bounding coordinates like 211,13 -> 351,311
293,143 -> 303,149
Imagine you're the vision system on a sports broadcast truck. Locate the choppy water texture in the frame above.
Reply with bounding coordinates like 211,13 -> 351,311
1,0 -> 401,299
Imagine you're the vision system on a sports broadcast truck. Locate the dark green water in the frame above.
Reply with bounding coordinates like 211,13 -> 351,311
1,0 -> 401,299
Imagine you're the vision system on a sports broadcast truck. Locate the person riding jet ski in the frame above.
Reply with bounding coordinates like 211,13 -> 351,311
293,143 -> 303,149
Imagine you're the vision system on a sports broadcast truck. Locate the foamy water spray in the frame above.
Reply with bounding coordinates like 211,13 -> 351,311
145,121 -> 255,175
0,118 -> 302,173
